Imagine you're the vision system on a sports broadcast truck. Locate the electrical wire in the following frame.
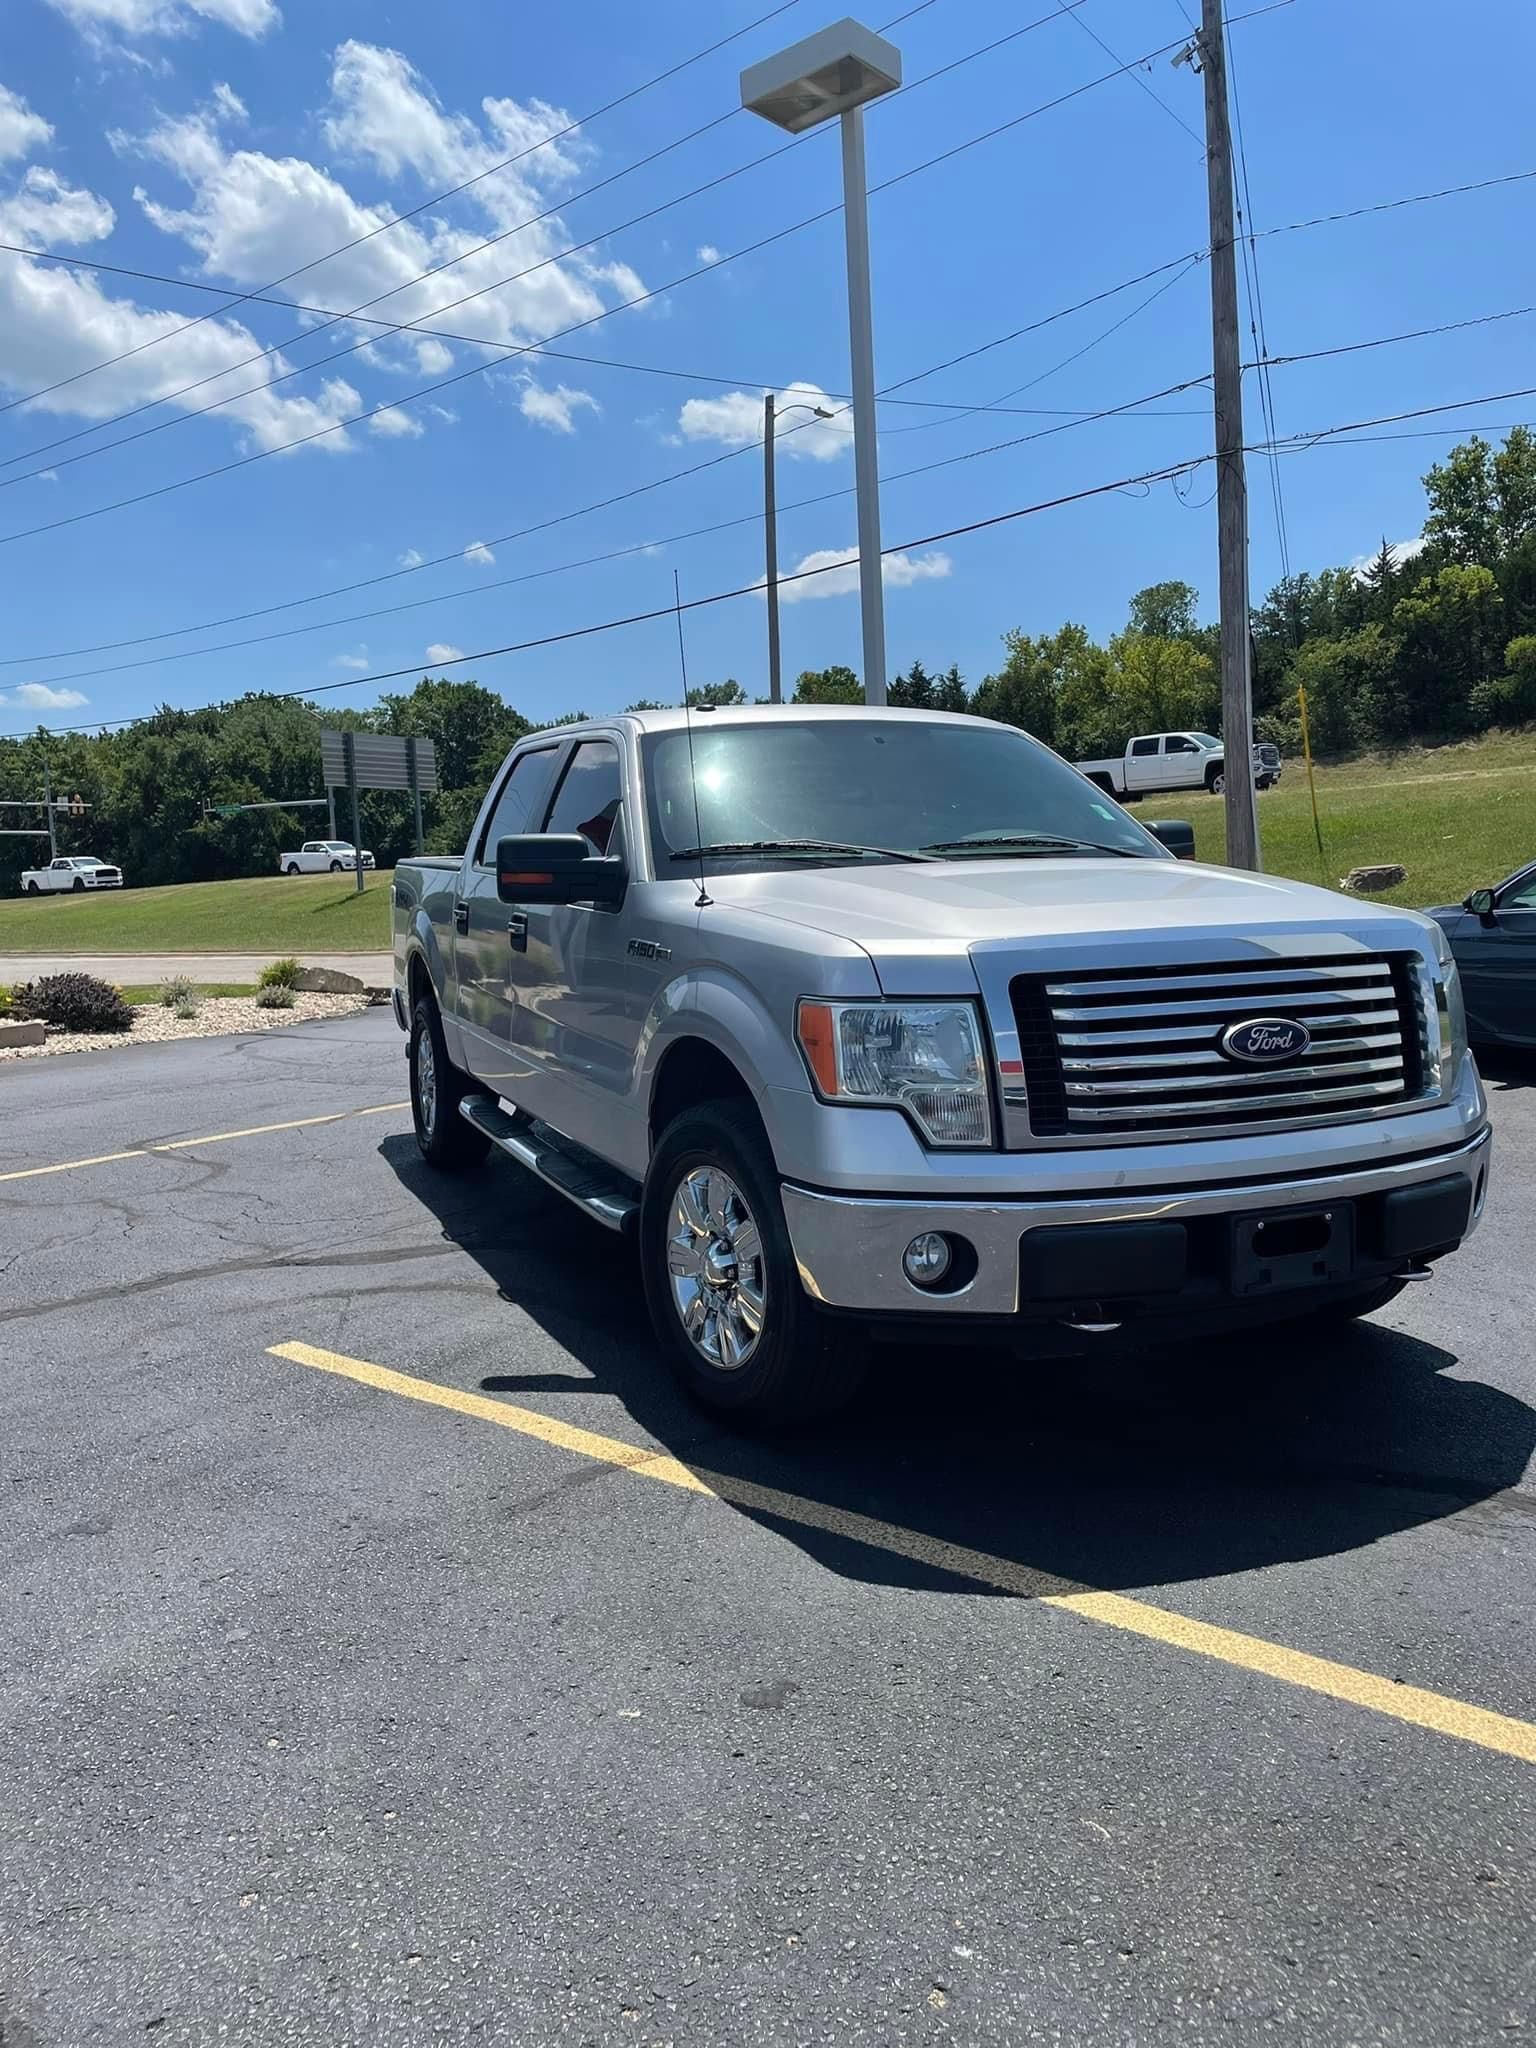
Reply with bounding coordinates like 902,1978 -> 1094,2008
0,0 -> 810,423
0,0 -> 1048,486
1049,0 -> 1205,148
0,8 -> 1290,537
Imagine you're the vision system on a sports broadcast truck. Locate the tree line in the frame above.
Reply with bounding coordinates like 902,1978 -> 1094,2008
2,430 -> 1532,889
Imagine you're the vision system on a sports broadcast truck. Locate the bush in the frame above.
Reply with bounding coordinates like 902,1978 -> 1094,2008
10,972 -> 134,1034
172,997 -> 200,1021
259,957 -> 301,989
0,985 -> 11,1014
255,982 -> 296,1010
159,974 -> 199,1008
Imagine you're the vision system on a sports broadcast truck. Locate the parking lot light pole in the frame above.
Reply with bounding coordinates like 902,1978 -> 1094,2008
741,20 -> 901,706
764,393 -> 834,703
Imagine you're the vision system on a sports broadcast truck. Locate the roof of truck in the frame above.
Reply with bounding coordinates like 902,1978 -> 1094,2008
528,705 -> 995,738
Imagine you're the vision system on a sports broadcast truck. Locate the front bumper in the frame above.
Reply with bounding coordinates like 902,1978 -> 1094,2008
782,1124 -> 1491,1320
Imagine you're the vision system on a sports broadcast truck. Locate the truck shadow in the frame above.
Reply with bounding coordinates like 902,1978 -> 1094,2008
381,1136 -> 1535,1601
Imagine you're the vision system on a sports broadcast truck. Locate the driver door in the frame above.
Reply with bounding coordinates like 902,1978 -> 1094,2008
1163,734 -> 1203,788
453,743 -> 563,1089
1457,867 -> 1536,1045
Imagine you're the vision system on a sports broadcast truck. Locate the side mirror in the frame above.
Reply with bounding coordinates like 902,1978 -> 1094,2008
1463,887 -> 1496,919
497,833 -> 624,906
1148,819 -> 1197,861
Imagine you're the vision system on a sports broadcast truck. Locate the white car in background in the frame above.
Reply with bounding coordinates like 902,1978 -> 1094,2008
21,856 -> 124,894
280,840 -> 376,875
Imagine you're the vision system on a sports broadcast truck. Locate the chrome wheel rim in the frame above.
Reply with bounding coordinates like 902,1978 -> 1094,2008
666,1166 -> 766,1371
415,1026 -> 438,1140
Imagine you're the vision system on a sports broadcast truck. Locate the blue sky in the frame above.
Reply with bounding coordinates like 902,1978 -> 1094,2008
1,0 -> 1532,739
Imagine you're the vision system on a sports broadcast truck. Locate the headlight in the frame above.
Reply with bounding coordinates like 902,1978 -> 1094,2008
797,999 -> 993,1147
1428,926 -> 1468,1089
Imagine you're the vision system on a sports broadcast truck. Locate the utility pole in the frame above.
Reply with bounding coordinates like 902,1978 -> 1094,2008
1197,0 -> 1261,870
764,393 -> 783,705
43,764 -> 57,860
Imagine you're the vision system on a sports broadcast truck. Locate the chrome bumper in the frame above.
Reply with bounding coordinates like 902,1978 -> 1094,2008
782,1125 -> 1491,1317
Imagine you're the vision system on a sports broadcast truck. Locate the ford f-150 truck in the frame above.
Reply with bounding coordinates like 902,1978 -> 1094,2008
1077,731 -> 1281,799
392,707 -> 1489,1422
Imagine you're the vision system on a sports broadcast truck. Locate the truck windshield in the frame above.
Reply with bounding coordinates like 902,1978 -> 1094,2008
642,719 -> 1162,868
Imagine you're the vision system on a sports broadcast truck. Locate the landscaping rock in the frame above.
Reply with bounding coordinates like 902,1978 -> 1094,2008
0,1018 -> 45,1048
1340,863 -> 1407,894
291,965 -> 366,994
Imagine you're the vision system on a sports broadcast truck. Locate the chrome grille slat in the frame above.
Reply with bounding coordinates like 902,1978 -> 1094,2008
1055,1008 -> 1400,1048
1058,1032 -> 1403,1073
1009,952 -> 1423,1141
1064,1054 -> 1404,1098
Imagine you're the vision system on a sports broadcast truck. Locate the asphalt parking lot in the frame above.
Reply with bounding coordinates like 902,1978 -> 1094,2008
2,1007 -> 1533,2047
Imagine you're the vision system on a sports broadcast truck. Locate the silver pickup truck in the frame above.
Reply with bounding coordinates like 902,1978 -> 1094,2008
392,706 -> 1490,1422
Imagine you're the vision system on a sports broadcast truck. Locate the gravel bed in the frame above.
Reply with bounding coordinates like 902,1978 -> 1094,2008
0,992 -> 371,1061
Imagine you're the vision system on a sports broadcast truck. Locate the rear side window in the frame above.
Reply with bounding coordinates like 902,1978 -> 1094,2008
544,741 -> 623,856
1130,737 -> 1159,757
476,747 -> 561,864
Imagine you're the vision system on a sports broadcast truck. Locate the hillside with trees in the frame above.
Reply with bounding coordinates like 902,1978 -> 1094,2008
2,430 -> 1531,889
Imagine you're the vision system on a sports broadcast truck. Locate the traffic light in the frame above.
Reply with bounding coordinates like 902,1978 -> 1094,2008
69,792 -> 86,817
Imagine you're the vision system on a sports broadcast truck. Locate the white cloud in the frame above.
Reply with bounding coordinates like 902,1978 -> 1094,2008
0,165 -> 115,245
775,546 -> 952,605
5,681 -> 90,708
696,244 -> 721,265
425,643 -> 463,664
518,381 -> 599,434
397,547 -> 425,568
677,380 -> 849,462
44,0 -> 280,41
331,648 -> 369,671
464,539 -> 495,566
369,404 -> 423,438
1349,536 -> 1427,578
210,82 -> 247,123
0,85 -> 53,165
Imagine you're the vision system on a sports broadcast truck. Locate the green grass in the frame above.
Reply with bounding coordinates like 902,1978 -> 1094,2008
1170,737 -> 1534,906
119,982 -> 257,1004
0,871 -> 391,955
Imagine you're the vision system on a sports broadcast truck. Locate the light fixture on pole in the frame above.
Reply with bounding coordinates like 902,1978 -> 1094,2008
763,393 -> 834,704
741,19 -> 901,707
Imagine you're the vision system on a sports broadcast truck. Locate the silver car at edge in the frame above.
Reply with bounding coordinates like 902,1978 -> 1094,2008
392,706 -> 1490,1424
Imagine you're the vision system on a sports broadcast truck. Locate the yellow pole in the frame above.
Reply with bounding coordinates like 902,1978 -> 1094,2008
1296,684 -> 1327,883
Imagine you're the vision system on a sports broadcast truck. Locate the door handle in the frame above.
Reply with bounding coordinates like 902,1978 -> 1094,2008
453,902 -> 470,934
507,912 -> 528,953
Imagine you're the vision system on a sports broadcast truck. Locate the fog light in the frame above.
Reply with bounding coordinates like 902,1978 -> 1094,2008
903,1232 -> 953,1288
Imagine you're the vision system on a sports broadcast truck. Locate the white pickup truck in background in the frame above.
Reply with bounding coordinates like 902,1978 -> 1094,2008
21,855 -> 124,894
1077,731 -> 1282,800
279,840 -> 376,874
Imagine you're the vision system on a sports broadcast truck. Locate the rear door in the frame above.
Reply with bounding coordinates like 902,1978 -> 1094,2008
454,743 -> 563,1087
1124,736 -> 1163,792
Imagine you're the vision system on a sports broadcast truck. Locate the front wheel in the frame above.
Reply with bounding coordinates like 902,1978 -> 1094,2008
329,859 -> 343,872
409,994 -> 491,1169
71,877 -> 85,891
1207,769 -> 1226,795
640,1099 -> 867,1423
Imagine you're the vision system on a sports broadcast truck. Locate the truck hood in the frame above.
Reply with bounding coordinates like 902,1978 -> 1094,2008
703,857 -> 1435,992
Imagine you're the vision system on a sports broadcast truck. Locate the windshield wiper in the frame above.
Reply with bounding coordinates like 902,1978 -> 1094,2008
920,831 -> 1141,859
669,838 -> 930,865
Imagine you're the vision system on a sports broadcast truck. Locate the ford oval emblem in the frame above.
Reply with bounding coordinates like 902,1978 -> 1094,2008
1220,1015 -> 1313,1065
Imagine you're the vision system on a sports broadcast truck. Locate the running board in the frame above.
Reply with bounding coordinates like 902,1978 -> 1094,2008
458,1096 -> 639,1235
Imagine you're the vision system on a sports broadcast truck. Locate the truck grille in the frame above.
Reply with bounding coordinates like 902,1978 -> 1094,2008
1009,954 -> 1424,1139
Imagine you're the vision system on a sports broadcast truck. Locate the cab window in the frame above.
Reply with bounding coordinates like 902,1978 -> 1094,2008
543,740 -> 623,857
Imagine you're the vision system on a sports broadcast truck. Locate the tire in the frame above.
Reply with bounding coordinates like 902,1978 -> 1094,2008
285,863 -> 300,875
72,877 -> 85,891
409,993 -> 492,1170
329,859 -> 343,872
1206,767 -> 1225,795
26,880 -> 40,894
640,1098 -> 868,1424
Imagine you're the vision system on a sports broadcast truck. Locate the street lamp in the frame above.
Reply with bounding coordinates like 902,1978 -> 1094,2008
741,19 -> 901,707
764,392 -> 834,703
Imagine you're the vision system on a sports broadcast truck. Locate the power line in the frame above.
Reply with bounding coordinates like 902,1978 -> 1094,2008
0,0 -> 1054,487
1049,0 -> 1206,149
0,252 -> 1241,670
0,0 -> 809,423
0,11 -> 1287,540
1258,303 -> 1536,369
12,373 -> 1211,688
1,452 -> 1223,740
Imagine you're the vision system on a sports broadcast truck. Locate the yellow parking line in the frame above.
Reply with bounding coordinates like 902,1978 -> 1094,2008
1,1103 -> 408,1184
269,1340 -> 1536,1767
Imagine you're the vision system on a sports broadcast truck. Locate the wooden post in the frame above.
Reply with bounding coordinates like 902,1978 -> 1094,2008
1200,0 -> 1261,870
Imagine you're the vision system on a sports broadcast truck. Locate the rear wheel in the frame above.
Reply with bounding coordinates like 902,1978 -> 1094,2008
641,1099 -> 867,1423
409,993 -> 491,1169
285,862 -> 300,875
26,880 -> 40,894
